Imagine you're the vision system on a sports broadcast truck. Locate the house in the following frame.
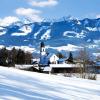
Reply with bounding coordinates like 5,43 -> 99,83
47,53 -> 59,64
43,63 -> 83,74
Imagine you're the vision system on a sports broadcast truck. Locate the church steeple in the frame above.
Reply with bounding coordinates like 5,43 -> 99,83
40,42 -> 45,48
40,41 -> 46,55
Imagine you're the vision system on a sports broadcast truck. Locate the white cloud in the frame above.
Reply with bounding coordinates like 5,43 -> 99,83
15,8 -> 43,22
0,16 -> 19,26
16,8 -> 41,15
96,14 -> 100,18
29,0 -> 58,7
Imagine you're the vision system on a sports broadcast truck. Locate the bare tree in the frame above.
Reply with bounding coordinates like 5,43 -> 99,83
77,47 -> 96,80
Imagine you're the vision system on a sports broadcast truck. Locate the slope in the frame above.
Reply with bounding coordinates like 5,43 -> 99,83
0,66 -> 100,100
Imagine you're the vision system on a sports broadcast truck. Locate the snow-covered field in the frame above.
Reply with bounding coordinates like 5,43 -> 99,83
0,66 -> 100,100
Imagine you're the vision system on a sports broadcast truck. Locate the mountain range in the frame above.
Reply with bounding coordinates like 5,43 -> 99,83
0,17 -> 100,58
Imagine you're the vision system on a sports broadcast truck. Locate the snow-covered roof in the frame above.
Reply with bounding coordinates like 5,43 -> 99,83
50,64 -> 80,68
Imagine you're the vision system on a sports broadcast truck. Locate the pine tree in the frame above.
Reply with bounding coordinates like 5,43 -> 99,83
17,49 -> 25,64
11,47 -> 18,66
67,52 -> 73,63
56,52 -> 64,58
25,52 -> 33,64
0,47 -> 8,66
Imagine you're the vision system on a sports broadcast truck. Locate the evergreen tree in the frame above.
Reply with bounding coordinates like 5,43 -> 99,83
25,52 -> 33,64
11,47 -> 18,66
17,49 -> 25,64
67,52 -> 73,63
56,52 -> 64,58
0,47 -> 8,66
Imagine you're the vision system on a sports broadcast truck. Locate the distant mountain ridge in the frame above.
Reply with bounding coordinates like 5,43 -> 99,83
0,17 -> 100,56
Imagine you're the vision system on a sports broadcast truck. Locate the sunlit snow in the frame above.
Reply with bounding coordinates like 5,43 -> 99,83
0,31 -> 6,36
63,31 -> 85,38
86,27 -> 98,31
12,26 -> 32,36
50,44 -> 82,51
41,29 -> 51,40
0,67 -> 100,100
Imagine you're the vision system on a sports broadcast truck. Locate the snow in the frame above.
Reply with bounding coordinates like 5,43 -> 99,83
41,29 -> 51,40
94,40 -> 100,44
34,26 -> 49,39
43,66 -> 51,72
34,28 -> 42,39
0,31 -> 6,36
63,31 -> 76,37
0,27 -> 5,30
50,44 -> 82,51
0,66 -> 100,100
63,31 -> 85,38
97,74 -> 100,80
77,20 -> 81,25
87,39 -> 91,42
15,65 -> 33,69
24,40 -> 29,42
11,26 -> 32,36
0,45 -> 5,48
0,16 -> 19,26
50,64 -> 82,68
0,27 -> 6,36
93,53 -> 100,57
86,27 -> 98,31
6,46 -> 35,53
88,44 -> 99,49
76,30 -> 86,38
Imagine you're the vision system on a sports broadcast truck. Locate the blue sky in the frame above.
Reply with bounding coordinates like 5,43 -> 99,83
0,0 -> 100,21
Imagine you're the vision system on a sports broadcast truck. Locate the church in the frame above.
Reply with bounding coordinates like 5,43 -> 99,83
39,41 -> 83,74
39,42 -> 59,66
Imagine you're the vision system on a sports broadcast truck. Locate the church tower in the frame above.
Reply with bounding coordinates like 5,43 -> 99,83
40,42 -> 46,56
39,41 -> 47,65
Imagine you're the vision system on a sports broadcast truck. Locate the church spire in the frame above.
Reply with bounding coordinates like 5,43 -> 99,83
40,41 -> 45,48
40,41 -> 46,55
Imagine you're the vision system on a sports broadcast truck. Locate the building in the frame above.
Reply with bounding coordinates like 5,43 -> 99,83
43,63 -> 83,74
39,42 -> 59,66
47,53 -> 59,64
39,41 -> 83,74
39,42 -> 48,66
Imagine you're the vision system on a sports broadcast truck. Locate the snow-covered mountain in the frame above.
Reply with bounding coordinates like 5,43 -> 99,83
0,66 -> 100,100
0,17 -> 100,56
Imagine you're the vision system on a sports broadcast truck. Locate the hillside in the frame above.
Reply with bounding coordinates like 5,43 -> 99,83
0,66 -> 100,100
0,17 -> 100,57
